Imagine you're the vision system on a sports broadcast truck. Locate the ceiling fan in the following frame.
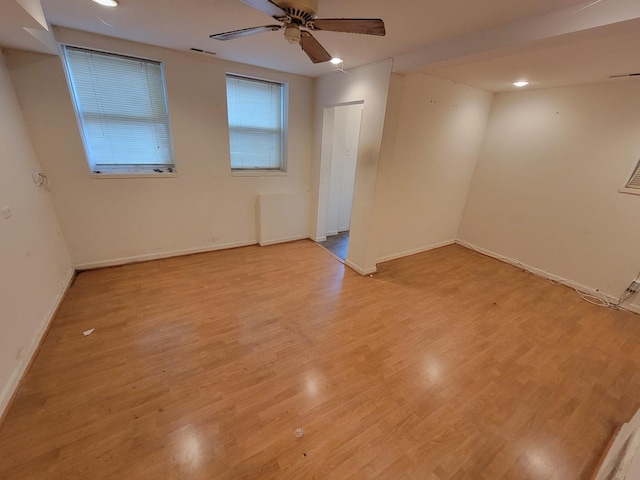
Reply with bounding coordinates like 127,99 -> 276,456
210,0 -> 386,64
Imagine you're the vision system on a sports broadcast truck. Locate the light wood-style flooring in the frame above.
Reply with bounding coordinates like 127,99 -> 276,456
1,241 -> 640,479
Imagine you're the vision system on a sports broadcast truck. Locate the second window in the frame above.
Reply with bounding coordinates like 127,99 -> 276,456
225,74 -> 287,171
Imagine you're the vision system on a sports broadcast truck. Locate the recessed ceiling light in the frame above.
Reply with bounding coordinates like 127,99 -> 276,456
92,0 -> 118,6
330,57 -> 343,65
512,81 -> 530,88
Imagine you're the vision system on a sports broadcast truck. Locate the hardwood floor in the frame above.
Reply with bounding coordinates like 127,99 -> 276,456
1,241 -> 640,479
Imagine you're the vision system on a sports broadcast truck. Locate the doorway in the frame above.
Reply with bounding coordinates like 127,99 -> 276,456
318,102 -> 364,261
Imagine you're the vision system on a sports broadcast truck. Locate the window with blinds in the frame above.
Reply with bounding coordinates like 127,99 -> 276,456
61,46 -> 176,175
225,74 -> 287,171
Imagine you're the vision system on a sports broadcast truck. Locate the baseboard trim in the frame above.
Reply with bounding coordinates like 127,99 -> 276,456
455,239 -> 640,315
75,241 -> 258,270
377,239 -> 456,264
0,267 -> 76,424
621,303 -> 640,315
259,234 -> 310,247
345,260 -> 377,276
313,235 -> 327,243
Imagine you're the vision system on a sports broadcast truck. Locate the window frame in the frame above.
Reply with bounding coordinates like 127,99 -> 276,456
60,44 -> 177,177
225,73 -> 288,175
620,157 -> 640,196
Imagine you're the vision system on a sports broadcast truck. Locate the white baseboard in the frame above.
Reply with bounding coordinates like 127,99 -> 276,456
622,302 -> 640,315
313,235 -> 327,243
455,239 -> 640,315
75,241 -> 258,270
377,239 -> 456,264
345,260 -> 377,276
326,230 -> 339,237
0,267 -> 76,420
259,234 -> 310,247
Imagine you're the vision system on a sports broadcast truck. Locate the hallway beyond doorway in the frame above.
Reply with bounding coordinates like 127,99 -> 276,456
319,231 -> 349,261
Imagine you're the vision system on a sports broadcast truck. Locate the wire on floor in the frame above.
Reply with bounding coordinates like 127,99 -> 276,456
457,240 -> 634,311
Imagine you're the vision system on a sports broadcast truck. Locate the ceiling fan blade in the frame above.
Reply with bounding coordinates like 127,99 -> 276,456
311,18 -> 386,36
300,31 -> 332,64
210,25 -> 282,41
240,0 -> 288,19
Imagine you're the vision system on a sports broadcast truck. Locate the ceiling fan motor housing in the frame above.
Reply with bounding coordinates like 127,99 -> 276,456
275,0 -> 319,23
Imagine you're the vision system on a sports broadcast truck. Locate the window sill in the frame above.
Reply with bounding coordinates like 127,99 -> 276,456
90,172 -> 178,179
231,170 -> 287,177
619,187 -> 640,196
90,165 -> 177,179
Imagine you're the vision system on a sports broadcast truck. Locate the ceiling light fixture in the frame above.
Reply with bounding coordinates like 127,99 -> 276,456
330,57 -> 343,65
91,0 -> 118,7
512,81 -> 530,88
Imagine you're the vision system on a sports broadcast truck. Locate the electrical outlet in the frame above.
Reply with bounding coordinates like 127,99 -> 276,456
1,206 -> 12,220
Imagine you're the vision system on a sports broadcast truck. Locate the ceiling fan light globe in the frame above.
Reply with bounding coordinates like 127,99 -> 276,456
284,24 -> 301,44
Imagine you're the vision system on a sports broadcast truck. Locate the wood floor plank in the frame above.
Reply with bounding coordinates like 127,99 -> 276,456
1,241 -> 640,479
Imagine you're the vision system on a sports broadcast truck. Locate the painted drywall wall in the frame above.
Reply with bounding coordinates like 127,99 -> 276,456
326,103 -> 362,236
458,80 -> 640,311
0,49 -> 72,417
257,192 -> 310,246
5,28 -> 313,268
370,73 -> 493,264
312,59 -> 393,275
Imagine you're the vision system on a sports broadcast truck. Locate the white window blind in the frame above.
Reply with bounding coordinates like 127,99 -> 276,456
62,46 -> 175,174
226,74 -> 286,170
626,160 -> 640,190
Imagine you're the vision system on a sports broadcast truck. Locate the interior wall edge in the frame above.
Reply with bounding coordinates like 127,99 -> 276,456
344,259 -> 377,277
0,268 -> 76,423
455,239 -> 640,316
376,239 -> 456,264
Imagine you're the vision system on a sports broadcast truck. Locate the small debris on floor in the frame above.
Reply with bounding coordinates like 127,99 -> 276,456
295,427 -> 304,438
82,328 -> 95,337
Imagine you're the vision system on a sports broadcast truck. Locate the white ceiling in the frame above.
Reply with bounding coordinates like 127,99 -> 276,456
3,0 -> 640,92
426,18 -> 640,92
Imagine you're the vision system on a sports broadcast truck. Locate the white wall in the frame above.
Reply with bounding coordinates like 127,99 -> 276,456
5,28 -> 314,268
459,80 -> 640,311
370,73 -> 493,263
312,60 -> 393,275
0,49 -> 72,417
326,103 -> 362,236
256,192 -> 310,246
